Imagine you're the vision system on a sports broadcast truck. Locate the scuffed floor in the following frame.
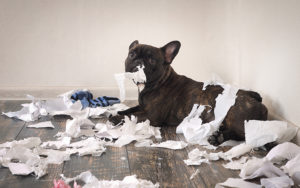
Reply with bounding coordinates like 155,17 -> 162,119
0,100 -> 293,188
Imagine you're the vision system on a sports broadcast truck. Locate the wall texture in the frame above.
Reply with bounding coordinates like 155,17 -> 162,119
0,0 -> 299,126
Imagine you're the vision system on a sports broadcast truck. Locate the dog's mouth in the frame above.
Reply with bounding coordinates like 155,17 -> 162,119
133,81 -> 146,92
133,80 -> 145,85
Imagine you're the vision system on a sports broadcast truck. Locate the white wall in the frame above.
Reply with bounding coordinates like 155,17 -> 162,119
0,0 -> 299,126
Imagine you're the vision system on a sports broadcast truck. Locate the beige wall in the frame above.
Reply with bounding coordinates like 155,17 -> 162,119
0,0 -> 299,126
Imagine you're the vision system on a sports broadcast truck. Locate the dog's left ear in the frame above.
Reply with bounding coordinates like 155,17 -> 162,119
161,41 -> 181,64
129,40 -> 139,50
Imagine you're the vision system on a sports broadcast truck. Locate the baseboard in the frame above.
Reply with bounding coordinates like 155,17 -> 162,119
0,86 -> 138,100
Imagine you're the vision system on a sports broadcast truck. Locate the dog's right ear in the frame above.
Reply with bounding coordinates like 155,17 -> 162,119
129,40 -> 139,50
161,41 -> 181,64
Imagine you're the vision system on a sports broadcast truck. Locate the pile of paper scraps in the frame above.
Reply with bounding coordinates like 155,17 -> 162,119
1,68 -> 300,188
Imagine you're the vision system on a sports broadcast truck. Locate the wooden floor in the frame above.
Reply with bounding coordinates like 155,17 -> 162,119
0,100 -> 266,188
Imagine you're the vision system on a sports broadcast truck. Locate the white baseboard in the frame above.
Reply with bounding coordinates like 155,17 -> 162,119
0,86 -> 138,100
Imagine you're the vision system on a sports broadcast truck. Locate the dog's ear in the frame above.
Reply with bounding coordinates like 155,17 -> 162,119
129,40 -> 139,50
161,41 -> 181,64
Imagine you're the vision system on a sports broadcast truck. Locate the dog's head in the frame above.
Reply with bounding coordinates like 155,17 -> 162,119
125,40 -> 181,85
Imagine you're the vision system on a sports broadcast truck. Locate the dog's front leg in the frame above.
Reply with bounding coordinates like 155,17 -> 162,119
108,105 -> 148,125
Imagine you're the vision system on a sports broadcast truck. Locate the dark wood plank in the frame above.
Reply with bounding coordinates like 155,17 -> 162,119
62,146 -> 131,180
0,100 -> 27,142
177,133 -> 241,187
161,126 -> 206,188
126,126 -> 197,188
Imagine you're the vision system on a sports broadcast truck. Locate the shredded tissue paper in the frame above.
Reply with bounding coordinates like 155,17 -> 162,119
1,71 -> 300,188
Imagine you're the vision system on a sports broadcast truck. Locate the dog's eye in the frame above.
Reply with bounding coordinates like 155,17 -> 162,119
129,52 -> 136,59
147,55 -> 155,64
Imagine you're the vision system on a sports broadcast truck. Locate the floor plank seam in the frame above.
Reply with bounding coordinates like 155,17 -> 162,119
14,121 -> 26,140
125,146 -> 132,175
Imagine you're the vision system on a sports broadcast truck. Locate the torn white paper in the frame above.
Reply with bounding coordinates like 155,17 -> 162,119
134,139 -> 154,147
223,156 -> 248,170
113,116 -> 161,147
41,137 -> 71,149
245,120 -> 298,148
61,171 -> 159,188
150,140 -> 188,150
2,95 -> 43,122
223,142 -> 252,160
35,148 -> 71,165
219,140 -> 244,147
190,169 -> 200,180
215,178 -> 261,188
67,137 -> 106,157
57,117 -> 95,138
243,161 -> 286,180
264,142 -> 300,163
282,153 -> 300,185
8,162 -> 33,175
202,73 -> 224,91
260,175 -> 294,188
27,121 -> 55,129
0,137 -> 41,149
184,148 -> 222,166
176,83 -> 238,145
1,144 -> 47,178
239,157 -> 265,179
115,65 -> 147,102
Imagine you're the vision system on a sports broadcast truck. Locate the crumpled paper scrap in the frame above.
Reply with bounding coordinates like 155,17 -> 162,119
245,120 -> 298,148
176,83 -> 238,146
41,137 -> 71,150
150,140 -> 188,150
2,95 -> 46,122
281,153 -> 300,185
184,148 -> 222,166
2,90 -> 128,122
27,121 -> 55,129
239,157 -> 265,179
61,171 -> 159,188
264,142 -> 300,163
215,178 -> 261,188
115,65 -> 146,102
260,175 -> 294,188
113,116 -> 161,147
223,156 -> 248,170
67,137 -> 106,157
55,117 -> 95,139
190,169 -> 200,180
242,161 -> 287,180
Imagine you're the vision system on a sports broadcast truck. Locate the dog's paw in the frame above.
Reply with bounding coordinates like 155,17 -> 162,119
208,131 -> 224,146
108,115 -> 125,126
117,110 -> 127,116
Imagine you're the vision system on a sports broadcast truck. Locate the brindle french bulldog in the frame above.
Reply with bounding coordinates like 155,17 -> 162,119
110,40 -> 268,146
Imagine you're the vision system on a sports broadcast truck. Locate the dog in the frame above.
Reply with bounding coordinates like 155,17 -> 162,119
110,40 -> 268,146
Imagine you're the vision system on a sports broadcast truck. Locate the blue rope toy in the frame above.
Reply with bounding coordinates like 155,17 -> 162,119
71,91 -> 120,109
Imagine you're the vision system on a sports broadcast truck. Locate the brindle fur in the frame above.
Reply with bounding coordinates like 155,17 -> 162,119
110,41 -> 268,145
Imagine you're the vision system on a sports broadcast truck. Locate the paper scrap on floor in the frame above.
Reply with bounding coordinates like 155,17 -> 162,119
27,121 -> 55,128
2,90 -> 129,122
60,171 -> 159,188
150,140 -> 188,150
176,83 -> 239,146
